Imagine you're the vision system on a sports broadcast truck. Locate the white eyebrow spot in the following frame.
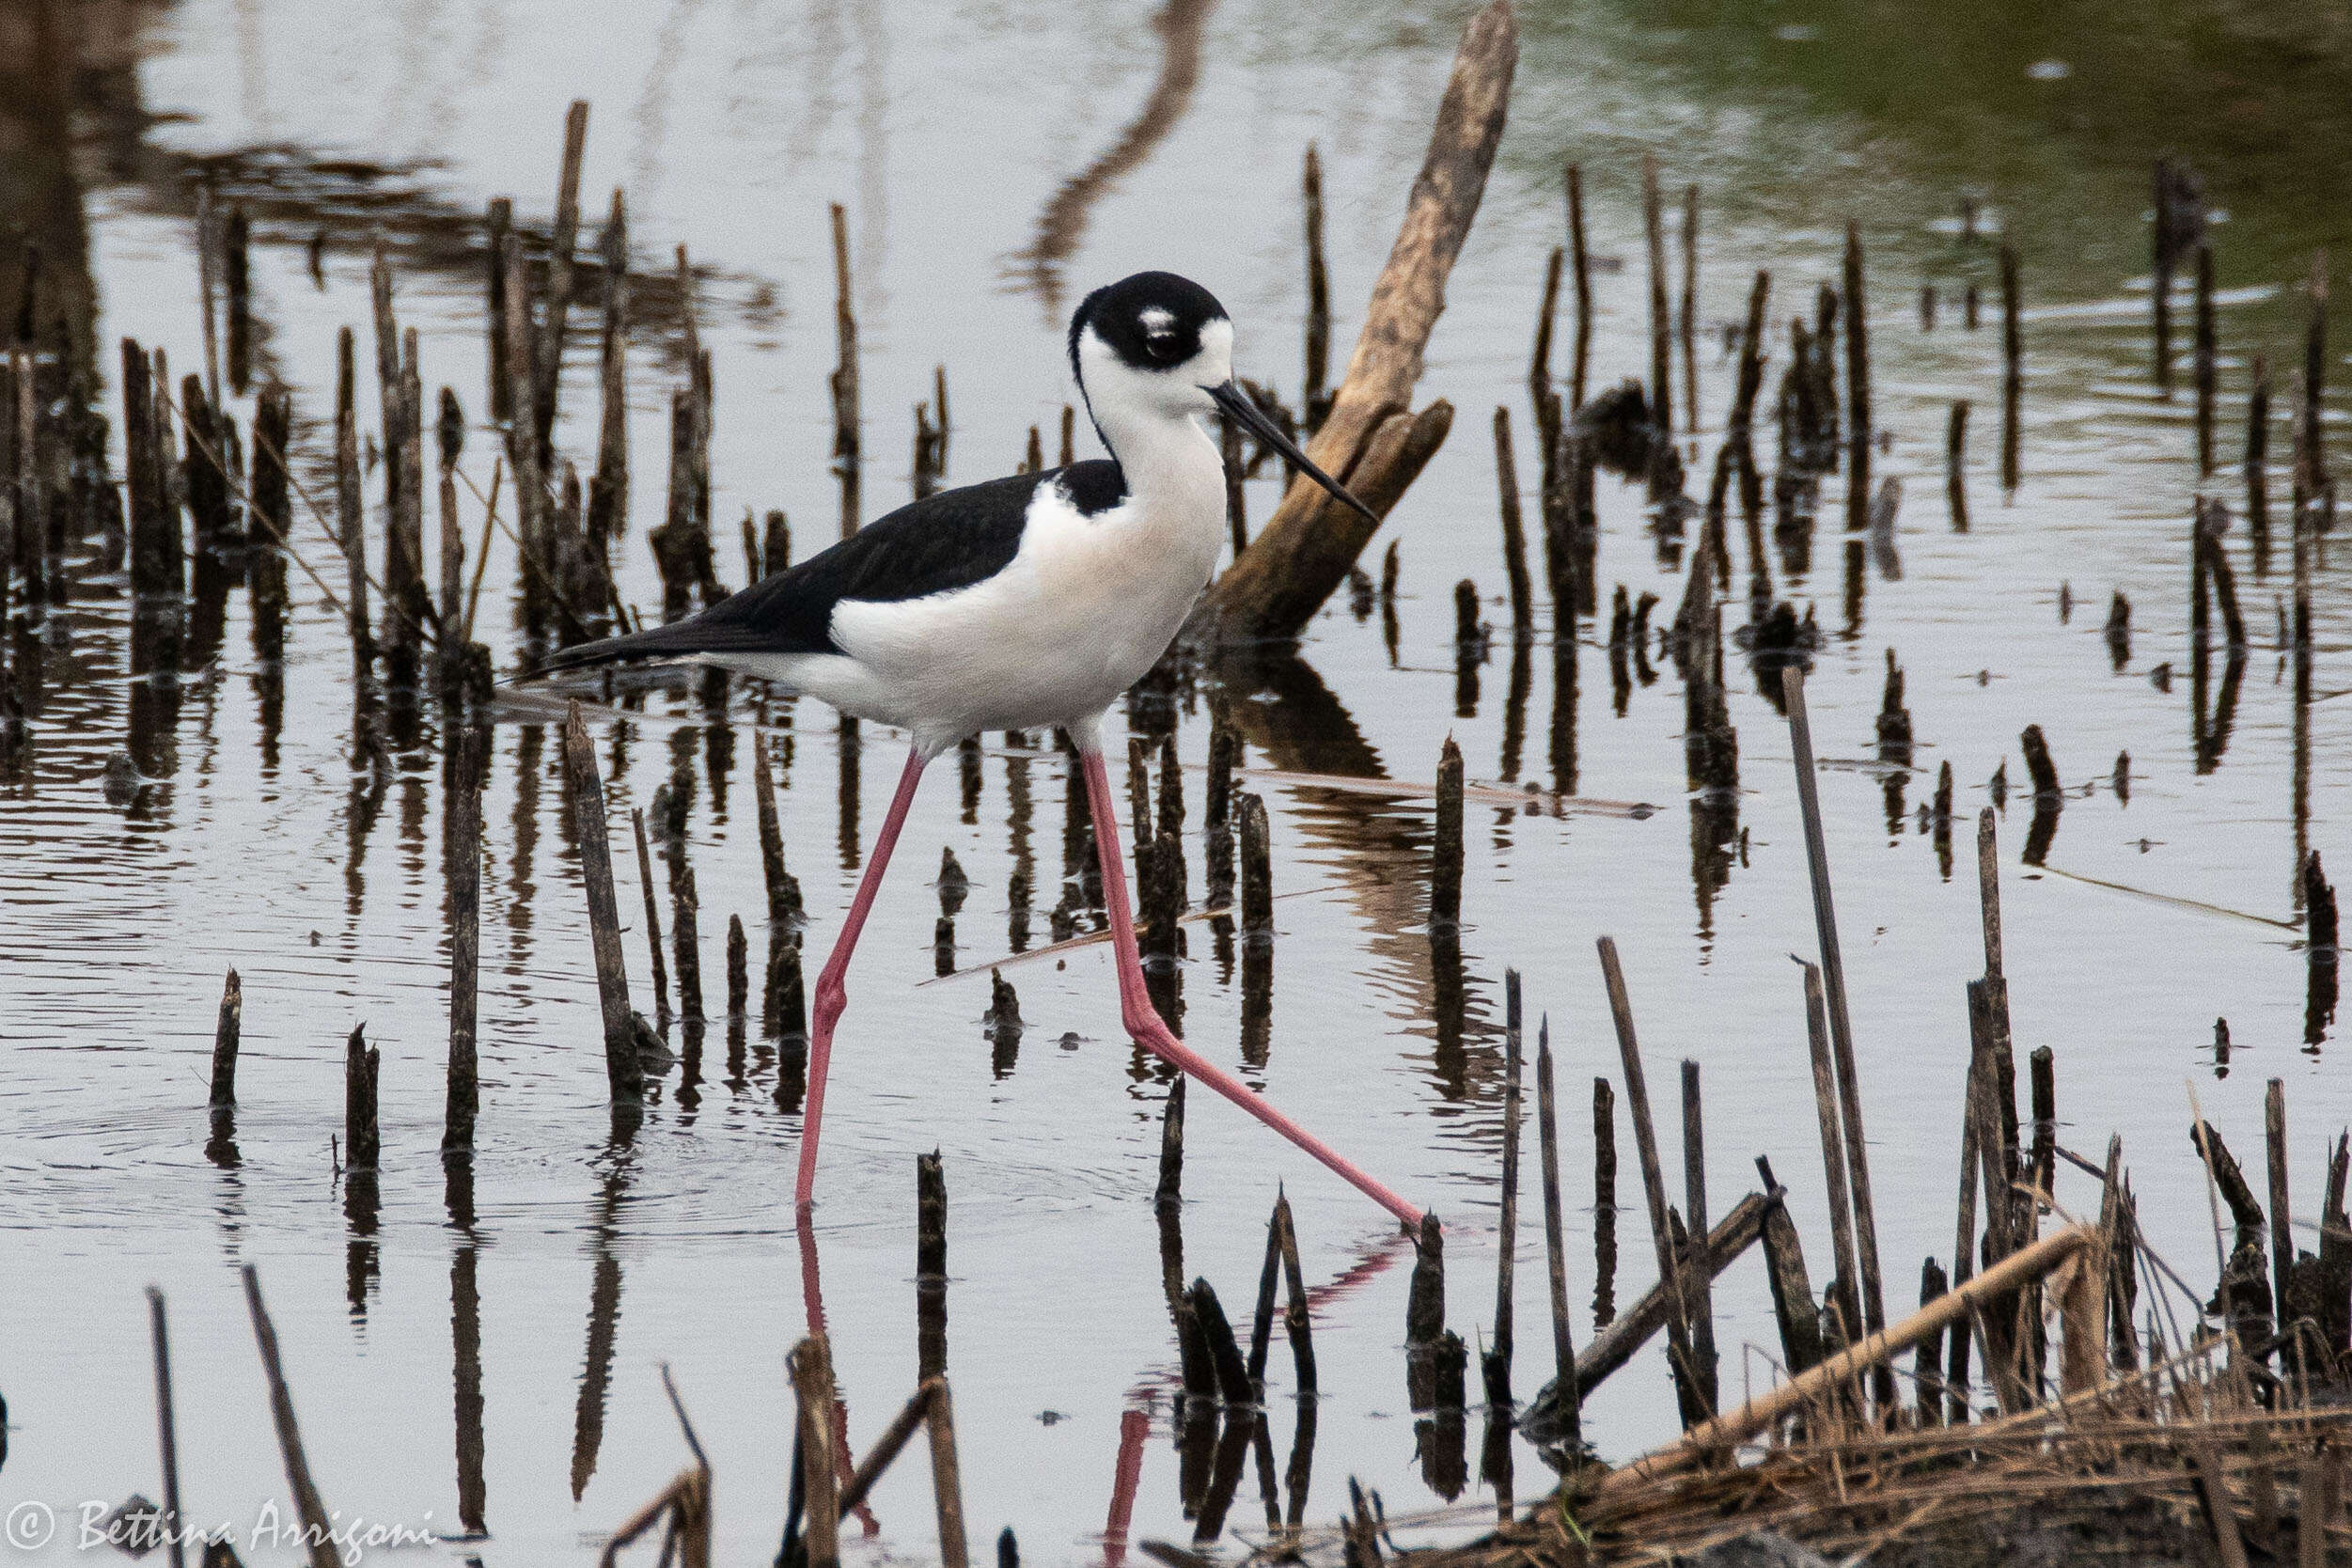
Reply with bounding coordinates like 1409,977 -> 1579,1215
1139,306 -> 1175,334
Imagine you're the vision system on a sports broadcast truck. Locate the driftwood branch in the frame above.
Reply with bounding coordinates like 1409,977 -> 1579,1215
1575,1189 -> 1770,1399
1187,0 -> 1515,644
1603,1224 -> 2093,1493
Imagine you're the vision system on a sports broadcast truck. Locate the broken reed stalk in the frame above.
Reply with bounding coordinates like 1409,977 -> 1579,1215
1486,970 -> 1524,1405
754,734 -> 801,923
2250,355 -> 2273,554
1679,1058 -> 1719,1415
1524,1025 -> 1580,1438
1593,1076 -> 1620,1325
674,861 -> 705,1023
1569,1189 -> 1770,1403
334,329 -> 373,669
1303,143 -> 1329,429
1843,222 -> 1872,536
1221,412 -> 1247,556
485,198 -> 512,424
1780,666 -> 1891,1402
1567,164 -> 1592,414
1433,737 -> 1464,930
2154,160 -> 2179,395
1594,935 -> 1704,1424
2268,1079 -> 2293,1339
563,701 -> 643,1103
2197,239 -> 2219,477
502,241 -> 547,607
631,808 -> 671,1019
196,184 -> 221,412
1947,400 -> 1971,532
2000,243 -> 2022,492
437,407 -> 463,649
1493,407 -> 1532,640
917,1149 -> 948,1281
223,203 -> 253,399
1642,154 -> 1673,437
1948,1012 -> 1984,1422
590,189 -> 631,541
148,1287 -> 188,1568
533,100 -> 590,458
917,1150 -> 949,1379
1802,961 -> 1863,1341
2304,255 -> 2329,509
242,1266 -> 340,1568
1156,1077 -> 1186,1212
1275,1193 -> 1316,1394
728,917 -> 747,1017
1602,1225 -> 2094,1494
1190,1278 -> 1253,1404
1534,1025 -> 1576,1422
1680,184 -> 1700,434
1248,1194 -> 1283,1393
790,1337 -> 842,1568
1407,1210 -> 1448,1369
926,1377 -> 973,1568
446,729 -> 482,1150
1530,244 -> 1563,431
209,967 -> 241,1110
830,203 -> 861,538
345,1025 -> 380,1172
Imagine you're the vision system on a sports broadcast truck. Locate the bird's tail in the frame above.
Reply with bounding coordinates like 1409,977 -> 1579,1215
533,619 -> 719,678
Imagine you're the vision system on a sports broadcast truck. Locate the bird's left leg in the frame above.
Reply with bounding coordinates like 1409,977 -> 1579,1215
1075,745 -> 1423,1228
795,744 -> 928,1209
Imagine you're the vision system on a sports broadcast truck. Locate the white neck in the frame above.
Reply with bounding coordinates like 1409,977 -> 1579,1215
1091,400 -> 1222,509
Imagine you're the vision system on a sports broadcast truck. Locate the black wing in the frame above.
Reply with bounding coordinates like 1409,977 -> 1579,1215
539,461 -> 1126,673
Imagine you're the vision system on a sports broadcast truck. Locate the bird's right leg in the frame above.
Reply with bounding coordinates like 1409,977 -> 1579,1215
794,744 -> 928,1209
1075,745 -> 1423,1229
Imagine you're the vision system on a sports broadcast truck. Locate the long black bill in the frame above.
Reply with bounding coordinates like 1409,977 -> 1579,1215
1206,380 -> 1380,525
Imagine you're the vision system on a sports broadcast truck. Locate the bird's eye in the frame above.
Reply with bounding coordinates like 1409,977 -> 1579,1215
1145,331 -> 1177,356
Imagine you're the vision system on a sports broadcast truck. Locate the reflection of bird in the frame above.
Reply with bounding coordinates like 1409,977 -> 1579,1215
544,273 -> 1421,1227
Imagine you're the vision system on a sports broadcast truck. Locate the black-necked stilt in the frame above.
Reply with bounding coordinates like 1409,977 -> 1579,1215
544,271 -> 1422,1228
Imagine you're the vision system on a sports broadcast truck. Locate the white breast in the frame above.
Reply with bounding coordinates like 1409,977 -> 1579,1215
775,466 -> 1223,754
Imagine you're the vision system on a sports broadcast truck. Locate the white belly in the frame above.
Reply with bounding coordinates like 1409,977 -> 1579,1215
715,480 -> 1223,755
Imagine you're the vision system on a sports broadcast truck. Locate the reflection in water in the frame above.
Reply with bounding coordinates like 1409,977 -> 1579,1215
1006,745 -> 1035,952
343,1168 -> 381,1323
2191,644 -> 2245,774
1190,1404 -> 1254,1541
18,0 -> 2352,1542
1215,647 -> 1497,1083
446,1156 -> 488,1537
1549,631 -> 1579,796
507,723 -> 543,972
1500,638 -> 1531,782
1105,1405 -> 1148,1568
1006,0 -> 1216,319
570,1130 -> 637,1501
838,713 -> 861,870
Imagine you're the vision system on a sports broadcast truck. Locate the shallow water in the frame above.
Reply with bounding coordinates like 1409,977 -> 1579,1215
6,0 -> 2352,1561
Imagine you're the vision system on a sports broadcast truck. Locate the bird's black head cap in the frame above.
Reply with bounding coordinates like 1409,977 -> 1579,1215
1068,272 -> 1229,384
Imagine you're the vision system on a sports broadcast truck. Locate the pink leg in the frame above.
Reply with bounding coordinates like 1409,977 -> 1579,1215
795,745 -> 928,1210
1078,747 -> 1423,1229
1103,1405 -> 1149,1568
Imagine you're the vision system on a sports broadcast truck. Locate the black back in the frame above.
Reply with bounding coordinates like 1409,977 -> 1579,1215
540,461 -> 1129,671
